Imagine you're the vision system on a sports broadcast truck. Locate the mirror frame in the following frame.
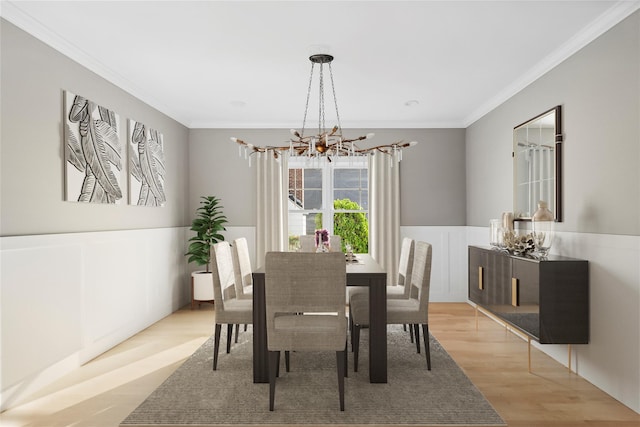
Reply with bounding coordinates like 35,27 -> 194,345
513,105 -> 562,222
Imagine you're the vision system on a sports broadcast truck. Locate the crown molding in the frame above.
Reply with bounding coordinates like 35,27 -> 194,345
463,0 -> 640,127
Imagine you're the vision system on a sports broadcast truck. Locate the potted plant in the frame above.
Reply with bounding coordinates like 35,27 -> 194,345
186,196 -> 228,308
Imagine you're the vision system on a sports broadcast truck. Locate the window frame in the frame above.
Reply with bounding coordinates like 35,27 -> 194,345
288,156 -> 368,236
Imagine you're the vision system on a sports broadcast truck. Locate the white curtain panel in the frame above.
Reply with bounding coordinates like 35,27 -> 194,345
368,152 -> 401,286
256,152 -> 289,267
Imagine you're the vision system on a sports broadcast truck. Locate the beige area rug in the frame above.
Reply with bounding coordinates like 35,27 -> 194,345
121,325 -> 505,426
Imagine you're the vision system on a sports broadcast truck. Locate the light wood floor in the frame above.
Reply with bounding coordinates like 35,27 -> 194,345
1,302 -> 638,427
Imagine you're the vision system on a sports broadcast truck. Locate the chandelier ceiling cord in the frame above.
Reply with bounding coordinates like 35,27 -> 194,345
232,54 -> 416,164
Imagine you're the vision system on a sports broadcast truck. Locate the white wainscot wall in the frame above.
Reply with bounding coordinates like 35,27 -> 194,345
467,226 -> 640,414
0,227 -> 188,411
401,226 -> 469,302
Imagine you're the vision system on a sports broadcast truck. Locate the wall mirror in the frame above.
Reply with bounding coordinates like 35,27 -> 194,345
513,105 -> 562,221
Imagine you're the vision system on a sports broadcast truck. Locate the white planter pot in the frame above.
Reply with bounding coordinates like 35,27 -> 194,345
191,271 -> 214,309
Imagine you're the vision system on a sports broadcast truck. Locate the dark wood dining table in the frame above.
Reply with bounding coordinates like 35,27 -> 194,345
252,253 -> 387,383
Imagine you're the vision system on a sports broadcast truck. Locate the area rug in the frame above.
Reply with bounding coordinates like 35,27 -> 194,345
121,325 -> 505,426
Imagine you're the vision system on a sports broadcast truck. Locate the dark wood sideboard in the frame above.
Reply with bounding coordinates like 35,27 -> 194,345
468,245 -> 589,345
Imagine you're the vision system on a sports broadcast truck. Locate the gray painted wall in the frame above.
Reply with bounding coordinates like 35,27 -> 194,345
188,128 -> 466,227
466,11 -> 639,236
0,19 -> 190,237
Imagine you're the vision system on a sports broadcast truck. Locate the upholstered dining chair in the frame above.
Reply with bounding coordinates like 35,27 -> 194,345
264,251 -> 348,411
210,241 -> 253,370
330,235 -> 342,252
348,237 -> 415,340
384,237 -> 416,341
298,235 -> 315,252
349,237 -> 414,299
231,237 -> 253,299
299,234 -> 342,252
349,241 -> 432,372
386,237 -> 415,299
231,237 -> 253,341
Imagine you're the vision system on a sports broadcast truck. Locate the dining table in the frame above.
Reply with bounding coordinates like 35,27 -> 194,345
252,253 -> 387,383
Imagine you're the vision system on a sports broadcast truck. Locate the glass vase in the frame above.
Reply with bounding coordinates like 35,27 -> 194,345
532,201 -> 555,257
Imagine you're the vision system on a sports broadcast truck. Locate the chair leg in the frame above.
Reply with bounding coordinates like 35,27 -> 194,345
414,324 -> 421,354
213,323 -> 222,370
349,310 -> 354,352
344,339 -> 348,378
226,324 -> 233,353
422,323 -> 431,370
234,324 -> 240,343
409,324 -> 415,343
336,350 -> 346,411
353,323 -> 361,372
285,351 -> 290,372
268,351 -> 279,411
244,324 -> 248,331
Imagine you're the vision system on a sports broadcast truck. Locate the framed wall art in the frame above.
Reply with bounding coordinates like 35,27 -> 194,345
128,119 -> 166,206
64,90 -> 124,204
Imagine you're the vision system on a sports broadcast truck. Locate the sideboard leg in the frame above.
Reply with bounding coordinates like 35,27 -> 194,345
527,336 -> 532,373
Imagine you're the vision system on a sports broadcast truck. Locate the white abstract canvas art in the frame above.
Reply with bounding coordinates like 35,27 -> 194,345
128,119 -> 166,206
64,91 -> 124,203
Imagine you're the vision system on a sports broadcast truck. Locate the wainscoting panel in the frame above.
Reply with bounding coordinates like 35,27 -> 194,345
0,227 -> 187,411
401,226 -> 468,302
1,243 -> 84,389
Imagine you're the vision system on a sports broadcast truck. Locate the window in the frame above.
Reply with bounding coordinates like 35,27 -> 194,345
288,157 -> 369,253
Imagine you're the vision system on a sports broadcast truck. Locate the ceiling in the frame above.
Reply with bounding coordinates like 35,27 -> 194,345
3,1 -> 639,129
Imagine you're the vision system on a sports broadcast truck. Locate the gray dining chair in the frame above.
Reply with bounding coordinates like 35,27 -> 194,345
387,237 -> 415,299
299,234 -> 342,252
298,235 -> 316,252
349,237 -> 414,298
231,237 -> 253,341
210,241 -> 252,370
231,237 -> 253,299
349,241 -> 432,372
348,237 -> 415,341
265,251 -> 348,411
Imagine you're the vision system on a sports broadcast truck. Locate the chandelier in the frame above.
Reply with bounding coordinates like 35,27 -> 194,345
232,54 -> 416,163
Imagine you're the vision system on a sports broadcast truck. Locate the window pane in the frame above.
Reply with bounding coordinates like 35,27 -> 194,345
303,189 -> 322,209
334,190 -> 364,207
304,169 -> 322,188
288,169 -> 304,208
334,169 -> 360,188
306,213 -> 320,234
288,212 -> 322,251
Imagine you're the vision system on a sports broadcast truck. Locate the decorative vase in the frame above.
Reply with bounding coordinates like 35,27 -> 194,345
316,242 -> 329,252
502,211 -> 514,232
489,219 -> 503,248
532,200 -> 555,257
